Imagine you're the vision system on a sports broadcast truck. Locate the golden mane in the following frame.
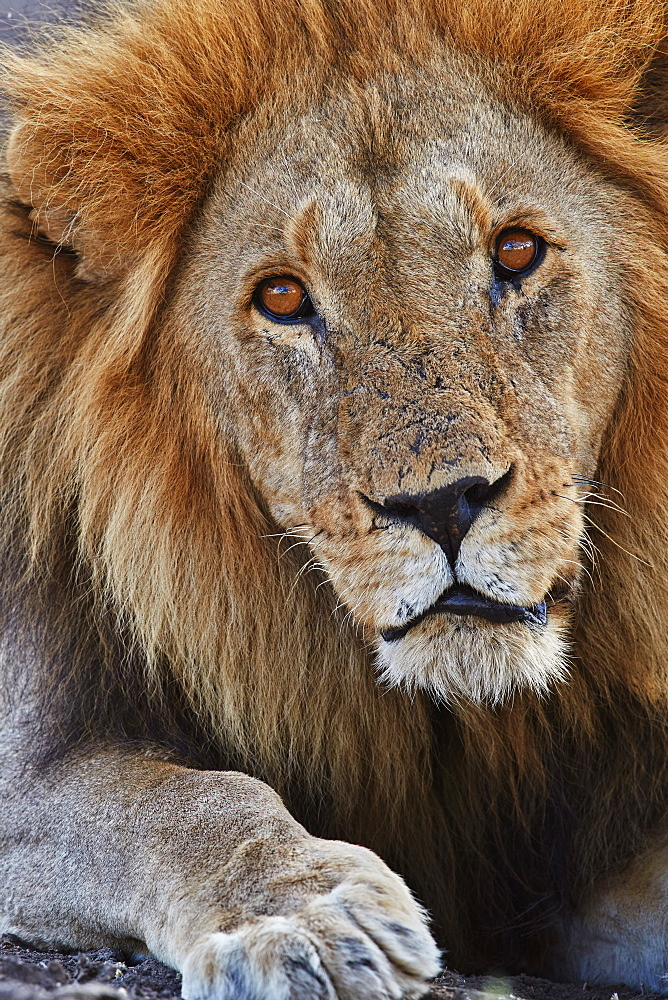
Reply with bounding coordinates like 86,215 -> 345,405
3,0 -> 668,970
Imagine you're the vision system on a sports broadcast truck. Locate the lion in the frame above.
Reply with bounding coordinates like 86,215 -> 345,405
2,0 -> 668,996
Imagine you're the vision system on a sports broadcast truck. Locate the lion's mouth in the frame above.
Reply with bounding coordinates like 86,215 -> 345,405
380,584 -> 549,642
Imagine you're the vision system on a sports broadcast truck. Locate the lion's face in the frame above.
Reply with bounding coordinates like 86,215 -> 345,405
177,59 -> 634,704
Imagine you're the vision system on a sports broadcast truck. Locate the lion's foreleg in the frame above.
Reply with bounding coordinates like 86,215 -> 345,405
0,748 -> 440,999
554,834 -> 668,990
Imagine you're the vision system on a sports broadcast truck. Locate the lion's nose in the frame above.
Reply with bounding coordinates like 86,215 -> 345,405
372,473 -> 510,565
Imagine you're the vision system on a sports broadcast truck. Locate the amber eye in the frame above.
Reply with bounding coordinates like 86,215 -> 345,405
255,276 -> 313,322
494,228 -> 543,280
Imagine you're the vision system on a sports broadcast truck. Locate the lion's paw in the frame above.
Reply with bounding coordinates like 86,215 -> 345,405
181,858 -> 440,1000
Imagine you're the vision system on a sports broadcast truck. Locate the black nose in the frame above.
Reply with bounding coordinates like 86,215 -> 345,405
366,473 -> 509,565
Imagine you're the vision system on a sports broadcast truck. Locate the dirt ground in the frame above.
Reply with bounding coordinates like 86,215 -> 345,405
0,934 -> 660,1000
0,3 -> 661,1000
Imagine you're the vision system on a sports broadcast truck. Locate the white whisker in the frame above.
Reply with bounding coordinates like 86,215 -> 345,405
582,513 -> 652,567
239,180 -> 291,220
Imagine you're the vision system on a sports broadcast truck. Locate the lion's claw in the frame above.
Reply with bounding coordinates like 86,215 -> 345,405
182,921 -> 336,1000
181,870 -> 440,1000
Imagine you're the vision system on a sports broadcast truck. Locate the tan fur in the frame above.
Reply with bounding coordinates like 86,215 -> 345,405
3,0 -> 668,993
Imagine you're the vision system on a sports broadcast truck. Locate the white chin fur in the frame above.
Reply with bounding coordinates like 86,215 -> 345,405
374,614 -> 570,706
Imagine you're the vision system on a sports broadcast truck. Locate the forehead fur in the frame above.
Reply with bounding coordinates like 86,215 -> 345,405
2,0 -> 667,270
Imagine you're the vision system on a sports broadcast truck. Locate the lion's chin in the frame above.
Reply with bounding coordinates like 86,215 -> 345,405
374,612 -> 571,706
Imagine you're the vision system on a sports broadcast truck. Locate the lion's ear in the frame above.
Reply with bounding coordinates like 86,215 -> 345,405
0,9 -> 241,284
4,89 -> 183,284
631,41 -> 668,137
6,123 -> 115,281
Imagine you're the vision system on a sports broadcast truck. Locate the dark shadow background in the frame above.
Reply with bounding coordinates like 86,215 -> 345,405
0,0 -> 90,45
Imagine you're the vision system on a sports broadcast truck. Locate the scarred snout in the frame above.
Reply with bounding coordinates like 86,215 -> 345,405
300,443 -> 582,703
355,467 -> 553,642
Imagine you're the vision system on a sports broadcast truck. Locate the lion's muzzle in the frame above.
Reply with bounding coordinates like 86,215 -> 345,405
362,470 -> 552,638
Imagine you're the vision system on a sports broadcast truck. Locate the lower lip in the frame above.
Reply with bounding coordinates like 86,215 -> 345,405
380,584 -> 548,642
